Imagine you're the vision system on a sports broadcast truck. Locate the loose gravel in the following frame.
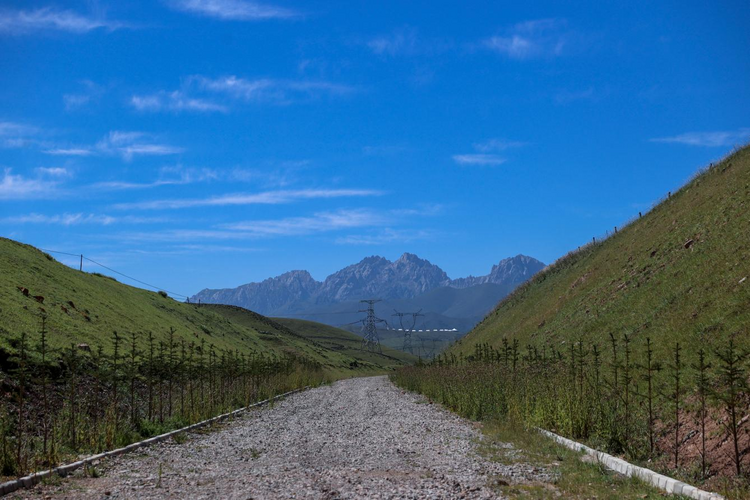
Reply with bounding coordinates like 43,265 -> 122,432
16,376 -> 552,499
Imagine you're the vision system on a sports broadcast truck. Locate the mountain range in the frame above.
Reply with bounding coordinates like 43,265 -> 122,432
191,254 -> 545,335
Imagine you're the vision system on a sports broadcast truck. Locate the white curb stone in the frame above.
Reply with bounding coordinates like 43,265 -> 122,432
537,428 -> 724,500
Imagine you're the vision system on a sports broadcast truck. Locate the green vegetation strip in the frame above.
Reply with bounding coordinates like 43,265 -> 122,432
0,387 -> 308,497
536,428 -> 723,500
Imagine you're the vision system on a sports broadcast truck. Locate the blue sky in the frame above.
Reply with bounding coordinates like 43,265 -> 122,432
1,0 -> 749,297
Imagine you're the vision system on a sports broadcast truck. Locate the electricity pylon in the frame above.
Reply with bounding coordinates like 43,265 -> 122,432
393,309 -> 424,355
359,299 -> 386,352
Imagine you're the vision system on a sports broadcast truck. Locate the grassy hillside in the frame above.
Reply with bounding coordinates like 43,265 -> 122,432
455,145 -> 750,360
0,237 -> 411,374
272,317 -> 418,369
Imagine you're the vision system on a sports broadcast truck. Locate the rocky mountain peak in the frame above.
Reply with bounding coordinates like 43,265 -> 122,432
191,252 -> 545,315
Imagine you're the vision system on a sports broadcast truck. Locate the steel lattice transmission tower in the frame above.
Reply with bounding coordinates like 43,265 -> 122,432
393,309 -> 423,354
359,299 -> 386,352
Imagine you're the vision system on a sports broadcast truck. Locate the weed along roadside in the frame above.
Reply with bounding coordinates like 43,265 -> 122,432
390,336 -> 750,500
0,388 -> 309,497
0,319 -> 327,487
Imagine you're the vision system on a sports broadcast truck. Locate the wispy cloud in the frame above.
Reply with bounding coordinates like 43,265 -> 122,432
36,167 -> 72,177
0,168 -> 60,200
114,188 -> 383,210
1,213 -> 166,226
196,76 -> 355,100
452,154 -> 506,166
124,244 -> 263,255
366,27 -> 453,58
0,120 -> 41,148
93,166 -> 219,190
483,19 -> 568,59
44,131 -> 184,160
114,203 -> 437,245
368,27 -> 419,56
64,80 -> 105,111
0,7 -> 123,35
0,121 -> 37,136
130,91 -> 228,113
130,75 -> 356,113
222,208 -> 387,236
44,148 -> 95,156
453,137 -> 527,166
473,139 -> 528,152
167,0 -> 299,21
650,128 -> 750,147
93,164 -> 301,192
336,228 -> 436,245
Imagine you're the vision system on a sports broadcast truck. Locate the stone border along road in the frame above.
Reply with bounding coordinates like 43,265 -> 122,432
14,376 -> 553,499
537,429 -> 724,500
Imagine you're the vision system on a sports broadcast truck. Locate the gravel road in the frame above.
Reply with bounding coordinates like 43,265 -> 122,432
17,376 -> 552,499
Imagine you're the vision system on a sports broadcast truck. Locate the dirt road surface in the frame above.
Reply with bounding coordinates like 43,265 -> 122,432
16,376 -> 552,499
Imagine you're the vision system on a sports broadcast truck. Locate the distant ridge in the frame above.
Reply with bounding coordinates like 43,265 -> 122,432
191,254 -> 546,323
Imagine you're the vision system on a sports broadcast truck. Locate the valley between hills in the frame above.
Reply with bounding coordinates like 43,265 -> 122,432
3,147 -> 750,500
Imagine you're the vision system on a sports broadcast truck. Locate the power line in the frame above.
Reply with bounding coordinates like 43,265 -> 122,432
41,248 -> 189,299
40,249 -> 80,258
284,311 -> 360,317
358,299 -> 387,353
393,309 -> 423,355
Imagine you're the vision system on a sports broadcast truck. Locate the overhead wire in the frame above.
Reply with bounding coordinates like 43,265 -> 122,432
40,248 -> 189,299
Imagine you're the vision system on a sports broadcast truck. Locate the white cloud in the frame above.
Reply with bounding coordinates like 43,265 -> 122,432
167,0 -> 298,20
64,80 -> 105,111
45,131 -> 183,160
650,128 -> 750,147
0,168 -> 59,200
483,19 -> 568,59
94,166 -> 219,190
116,144 -> 184,158
366,27 -> 453,58
0,121 -> 37,136
131,76 -> 356,113
336,228 -> 436,245
130,92 -> 228,113
44,148 -> 95,156
36,167 -> 71,177
368,28 -> 419,56
222,208 -> 387,236
0,120 -> 41,148
114,188 -> 383,210
193,76 -> 355,102
0,7 -> 123,35
452,154 -> 506,166
1,212 -> 166,226
473,139 -> 527,152
97,131 -> 185,159
453,138 -> 527,166
64,94 -> 92,109
113,203 -> 437,244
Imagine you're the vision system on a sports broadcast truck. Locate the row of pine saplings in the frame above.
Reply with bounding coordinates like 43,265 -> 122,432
0,318 -> 325,478
393,333 -> 748,480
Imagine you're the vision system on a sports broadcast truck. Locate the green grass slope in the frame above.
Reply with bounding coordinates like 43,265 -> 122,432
455,145 -> 750,360
273,317 -> 418,369
0,238 -> 412,374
